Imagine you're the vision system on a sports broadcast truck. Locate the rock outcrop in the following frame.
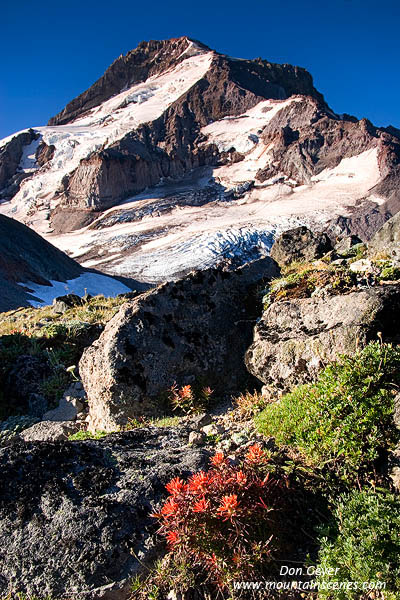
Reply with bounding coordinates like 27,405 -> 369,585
246,285 -> 400,390
19,420 -> 78,442
48,38 -> 323,127
368,211 -> 400,260
270,226 -> 332,266
80,258 -> 279,431
0,129 -> 39,200
0,427 -> 207,599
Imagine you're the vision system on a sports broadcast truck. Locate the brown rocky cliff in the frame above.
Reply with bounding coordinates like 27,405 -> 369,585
59,48 -> 328,213
48,36 -> 324,126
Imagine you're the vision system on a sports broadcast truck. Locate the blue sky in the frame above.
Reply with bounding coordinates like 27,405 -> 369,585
1,0 -> 399,139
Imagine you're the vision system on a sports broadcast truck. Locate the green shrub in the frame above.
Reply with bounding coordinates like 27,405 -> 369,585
380,265 -> 400,281
68,430 -> 109,441
255,342 -> 400,484
316,489 -> 400,599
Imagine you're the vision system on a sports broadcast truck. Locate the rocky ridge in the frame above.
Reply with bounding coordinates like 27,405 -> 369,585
0,213 -> 141,312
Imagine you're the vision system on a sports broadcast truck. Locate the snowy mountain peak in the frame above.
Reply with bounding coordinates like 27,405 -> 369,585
1,38 -> 400,288
48,37 -> 212,126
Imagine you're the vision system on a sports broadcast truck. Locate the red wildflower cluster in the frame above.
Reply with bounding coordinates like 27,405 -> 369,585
165,477 -> 187,496
7,328 -> 31,336
246,443 -> 269,466
169,383 -> 213,415
154,448 -> 287,589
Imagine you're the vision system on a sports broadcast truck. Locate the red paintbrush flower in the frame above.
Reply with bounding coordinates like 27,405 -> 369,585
188,471 -> 211,494
165,476 -> 187,496
161,498 -> 180,518
210,452 -> 228,468
193,497 -> 210,513
217,494 -> 240,520
179,385 -> 193,399
236,470 -> 247,486
246,443 -> 267,465
165,530 -> 181,547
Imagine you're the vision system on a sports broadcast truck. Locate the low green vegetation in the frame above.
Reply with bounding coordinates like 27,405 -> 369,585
252,338 -> 400,600
255,342 -> 400,485
68,430 -> 109,441
316,489 -> 400,599
151,415 -> 180,428
262,262 -> 357,307
0,295 -> 127,418
262,249 -> 400,309
380,264 -> 400,281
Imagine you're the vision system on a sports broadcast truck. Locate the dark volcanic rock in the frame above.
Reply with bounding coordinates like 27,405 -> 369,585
52,293 -> 86,314
19,420 -> 78,441
270,226 -> 332,266
5,355 -> 51,415
246,285 -> 400,390
0,427 -> 207,598
0,129 -> 39,199
35,141 -> 55,167
79,258 -> 279,431
0,214 -> 83,311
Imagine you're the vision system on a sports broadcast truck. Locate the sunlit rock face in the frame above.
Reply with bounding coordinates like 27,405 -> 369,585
1,36 -> 400,283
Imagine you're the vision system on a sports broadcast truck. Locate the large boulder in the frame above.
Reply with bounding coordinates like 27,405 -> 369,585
0,427 -> 206,599
5,355 -> 51,416
368,211 -> 400,260
246,285 -> 400,390
19,420 -> 78,442
79,259 -> 279,432
270,226 -> 332,266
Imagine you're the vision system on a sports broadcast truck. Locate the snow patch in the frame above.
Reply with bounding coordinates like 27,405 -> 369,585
18,138 -> 40,173
201,98 -> 298,154
0,51 -> 214,230
19,273 -> 131,307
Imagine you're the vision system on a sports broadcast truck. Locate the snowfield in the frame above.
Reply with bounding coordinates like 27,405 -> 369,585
201,98 -> 299,154
0,41 -> 387,286
19,273 -> 132,307
44,146 -> 383,282
0,50 -> 214,232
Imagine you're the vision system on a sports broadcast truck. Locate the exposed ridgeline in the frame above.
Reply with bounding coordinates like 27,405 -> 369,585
0,214 -> 82,311
1,36 -> 400,282
49,37 -> 325,214
48,37 -> 323,126
0,214 -> 140,312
